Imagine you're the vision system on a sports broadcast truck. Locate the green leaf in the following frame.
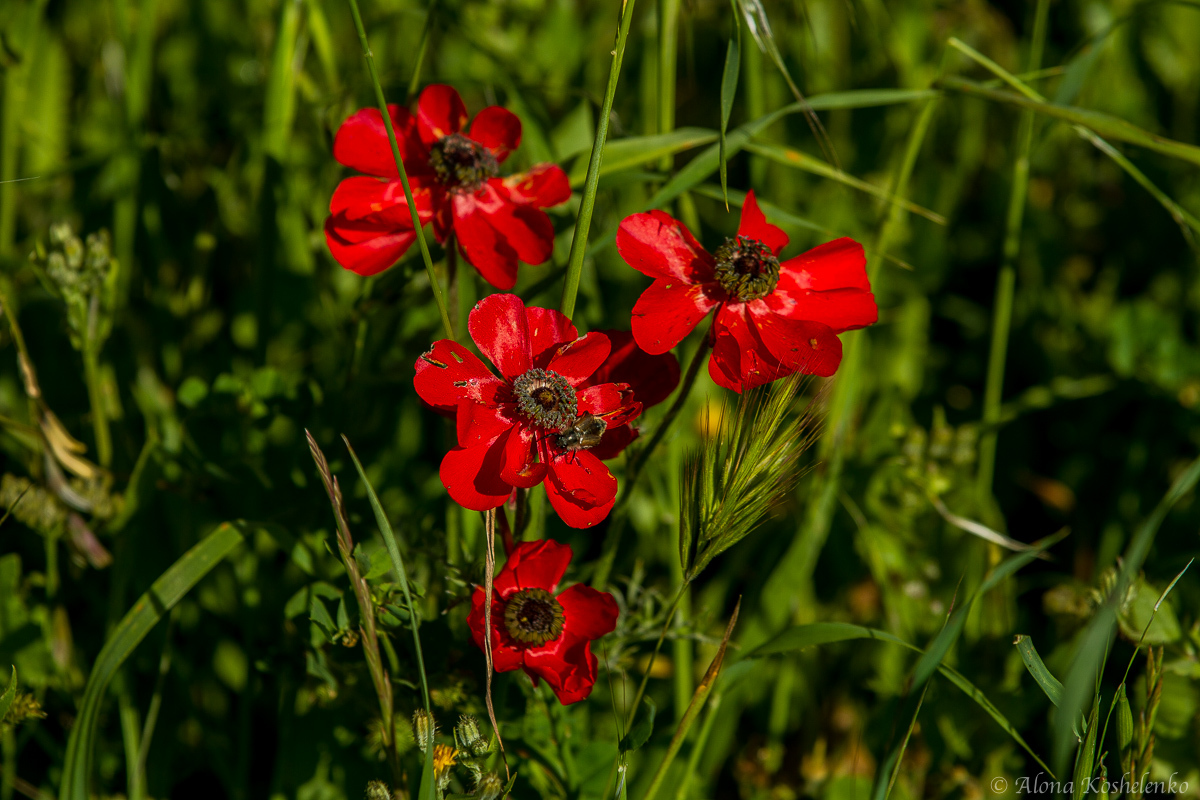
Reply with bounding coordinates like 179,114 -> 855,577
59,522 -> 244,800
619,695 -> 655,752
568,128 -> 718,186
1118,576 -> 1182,645
1014,635 -> 1064,706
0,665 -> 16,723
718,35 -> 740,206
417,741 -> 436,800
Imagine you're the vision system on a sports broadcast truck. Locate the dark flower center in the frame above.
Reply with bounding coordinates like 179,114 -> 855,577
429,133 -> 499,194
503,588 -> 565,646
713,236 -> 781,302
512,368 -> 578,431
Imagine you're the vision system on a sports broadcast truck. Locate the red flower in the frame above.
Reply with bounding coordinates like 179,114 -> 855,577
324,85 -> 571,288
577,330 -> 680,459
616,191 -> 877,392
468,539 -> 618,704
413,294 -> 641,528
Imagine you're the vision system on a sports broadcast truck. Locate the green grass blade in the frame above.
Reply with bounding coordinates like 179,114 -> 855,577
911,530 -> 1066,691
59,523 -> 245,800
0,666 -> 15,722
746,622 -> 1053,774
939,76 -> 1200,168
1054,454 -> 1200,774
718,35 -> 740,206
341,435 -> 432,713
566,128 -> 718,186
263,0 -> 301,161
1014,635 -> 1064,706
741,140 -> 946,224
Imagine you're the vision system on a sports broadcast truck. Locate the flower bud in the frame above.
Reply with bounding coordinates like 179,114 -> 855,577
455,714 -> 490,756
1116,684 -> 1134,750
411,709 -> 437,753
474,773 -> 504,800
364,781 -> 391,800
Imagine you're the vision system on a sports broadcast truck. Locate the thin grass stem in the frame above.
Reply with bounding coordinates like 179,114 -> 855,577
346,0 -> 454,341
559,0 -> 640,318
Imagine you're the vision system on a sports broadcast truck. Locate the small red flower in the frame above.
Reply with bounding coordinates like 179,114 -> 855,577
324,85 -> 571,287
468,539 -> 618,704
617,190 -> 877,392
413,294 -> 641,528
577,330 -> 680,459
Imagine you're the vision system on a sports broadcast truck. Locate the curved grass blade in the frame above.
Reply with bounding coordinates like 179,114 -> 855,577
567,128 -> 718,186
718,34 -> 740,207
742,139 -> 946,224
1014,635 -> 1064,706
747,621 -> 1054,775
59,523 -> 245,800
1054,454 -> 1200,775
341,435 -> 431,713
911,529 -> 1066,691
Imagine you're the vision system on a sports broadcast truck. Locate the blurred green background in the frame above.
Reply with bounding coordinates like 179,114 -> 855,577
1,0 -> 1199,797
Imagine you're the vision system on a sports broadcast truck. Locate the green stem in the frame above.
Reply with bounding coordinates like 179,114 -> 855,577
976,0 -> 1050,501
135,613 -> 175,780
591,334 -> 710,590
657,0 -> 680,170
559,0 -> 640,318
673,691 -> 720,799
83,348 -> 111,469
405,0 -> 437,103
669,553 -> 692,724
625,583 -> 686,732
346,0 -> 454,342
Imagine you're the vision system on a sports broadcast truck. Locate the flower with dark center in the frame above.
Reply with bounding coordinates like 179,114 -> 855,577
714,235 -> 781,301
429,133 -> 499,194
617,189 -> 878,392
469,540 -> 618,704
324,84 -> 571,288
512,368 -> 577,431
503,588 -> 565,646
414,294 -> 641,528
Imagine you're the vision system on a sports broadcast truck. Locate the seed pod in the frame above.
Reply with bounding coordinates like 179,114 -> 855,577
364,781 -> 391,800
474,773 -> 504,800
455,714 -> 489,756
1116,684 -> 1134,750
412,709 -> 437,753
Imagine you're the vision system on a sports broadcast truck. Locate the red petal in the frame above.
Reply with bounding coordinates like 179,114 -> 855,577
737,189 -> 789,256
413,339 -> 502,413
417,84 -> 469,146
469,106 -> 522,162
468,293 -> 533,380
502,164 -> 572,208
500,425 -> 548,488
545,450 -> 617,528
456,398 -> 513,448
577,384 -> 641,428
769,238 -> 877,333
502,539 -> 574,593
523,633 -> 599,704
333,106 -> 430,179
525,306 -> 578,369
587,423 -> 637,461
329,176 -> 433,222
467,588 -> 524,673
439,443 -> 512,511
749,308 -> 843,378
631,279 -> 720,355
547,332 -> 610,386
469,181 -> 557,266
583,330 -> 680,409
324,214 -> 416,277
452,193 -> 520,290
708,304 -> 792,393
616,210 -> 716,282
557,584 -> 619,640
